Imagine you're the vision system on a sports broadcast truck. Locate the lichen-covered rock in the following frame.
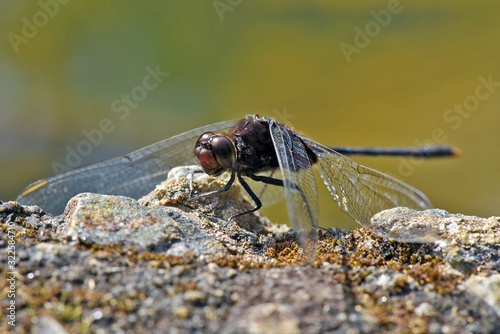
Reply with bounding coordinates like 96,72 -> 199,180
373,207 -> 500,272
54,166 -> 288,258
1,168 -> 500,333
60,193 -> 184,253
464,274 -> 500,317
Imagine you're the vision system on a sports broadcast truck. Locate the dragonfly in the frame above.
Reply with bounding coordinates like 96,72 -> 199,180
17,114 -> 457,243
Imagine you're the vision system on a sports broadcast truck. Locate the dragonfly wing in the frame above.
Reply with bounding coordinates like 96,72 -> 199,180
268,120 -> 320,233
299,136 -> 436,242
17,119 -> 238,214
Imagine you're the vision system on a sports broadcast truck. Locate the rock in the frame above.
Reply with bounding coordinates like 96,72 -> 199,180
55,166 -> 288,256
1,169 -> 500,333
225,302 -> 300,334
373,207 -> 500,272
56,190 -> 257,255
31,315 -> 69,334
370,207 -> 446,242
464,274 -> 500,317
60,193 -> 183,253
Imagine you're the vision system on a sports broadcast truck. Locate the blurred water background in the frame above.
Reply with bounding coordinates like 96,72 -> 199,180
1,1 -> 499,230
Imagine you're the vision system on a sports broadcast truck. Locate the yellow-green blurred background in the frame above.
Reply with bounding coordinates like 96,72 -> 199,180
1,1 -> 499,230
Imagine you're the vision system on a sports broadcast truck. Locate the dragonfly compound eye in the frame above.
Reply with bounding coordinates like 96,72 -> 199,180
211,136 -> 237,169
195,145 -> 221,175
195,132 -> 223,175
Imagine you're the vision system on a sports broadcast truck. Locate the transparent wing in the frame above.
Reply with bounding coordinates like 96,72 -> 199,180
299,136 -> 436,242
268,120 -> 319,232
17,119 -> 238,214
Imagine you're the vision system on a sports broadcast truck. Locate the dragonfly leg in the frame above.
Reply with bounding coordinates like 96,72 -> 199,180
222,173 -> 334,235
257,170 -> 276,199
247,174 -> 333,235
226,174 -> 263,225
191,170 -> 236,200
246,173 -> 284,187
188,168 -> 207,198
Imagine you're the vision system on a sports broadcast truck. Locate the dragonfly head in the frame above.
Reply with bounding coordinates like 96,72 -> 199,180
195,132 -> 237,176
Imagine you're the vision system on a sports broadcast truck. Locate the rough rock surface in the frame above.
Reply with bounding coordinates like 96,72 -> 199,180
1,166 -> 499,333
